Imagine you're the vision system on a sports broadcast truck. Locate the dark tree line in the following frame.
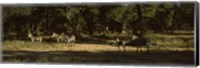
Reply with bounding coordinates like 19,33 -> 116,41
3,3 -> 194,39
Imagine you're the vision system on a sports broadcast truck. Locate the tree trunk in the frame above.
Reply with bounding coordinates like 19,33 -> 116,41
133,5 -> 143,37
79,8 -> 94,36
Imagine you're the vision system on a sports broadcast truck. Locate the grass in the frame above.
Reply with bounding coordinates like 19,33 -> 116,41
3,40 -> 58,51
2,31 -> 195,65
145,32 -> 194,47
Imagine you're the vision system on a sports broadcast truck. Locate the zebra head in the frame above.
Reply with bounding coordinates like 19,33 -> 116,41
28,32 -> 33,38
116,38 -> 120,42
131,35 -> 138,40
52,32 -> 58,38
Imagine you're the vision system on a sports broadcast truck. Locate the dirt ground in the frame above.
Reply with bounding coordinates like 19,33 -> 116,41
2,43 -> 195,66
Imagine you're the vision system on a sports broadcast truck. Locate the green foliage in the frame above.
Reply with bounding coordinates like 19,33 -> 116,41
3,3 -> 194,39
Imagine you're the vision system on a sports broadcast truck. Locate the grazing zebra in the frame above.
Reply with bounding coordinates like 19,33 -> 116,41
128,37 -> 150,52
66,35 -> 76,46
116,38 -> 127,51
51,32 -> 69,43
116,35 -> 150,52
28,33 -> 43,42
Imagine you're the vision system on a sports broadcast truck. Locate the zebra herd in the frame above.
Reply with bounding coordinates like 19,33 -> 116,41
28,32 -> 76,46
28,32 -> 150,52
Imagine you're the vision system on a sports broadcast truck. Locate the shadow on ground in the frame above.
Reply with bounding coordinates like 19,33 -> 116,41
2,50 -> 194,65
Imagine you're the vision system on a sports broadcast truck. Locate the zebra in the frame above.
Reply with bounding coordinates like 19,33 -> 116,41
128,37 -> 150,52
116,38 -> 127,51
66,35 -> 76,46
51,32 -> 69,43
28,32 -> 43,42
116,35 -> 150,52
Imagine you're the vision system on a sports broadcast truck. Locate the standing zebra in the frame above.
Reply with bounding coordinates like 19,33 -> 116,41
116,35 -> 150,52
128,37 -> 150,52
67,35 -> 76,46
51,32 -> 69,43
28,32 -> 43,42
116,38 -> 127,51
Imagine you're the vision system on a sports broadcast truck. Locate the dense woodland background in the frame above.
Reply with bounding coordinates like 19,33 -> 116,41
2,3 -> 195,64
3,3 -> 194,40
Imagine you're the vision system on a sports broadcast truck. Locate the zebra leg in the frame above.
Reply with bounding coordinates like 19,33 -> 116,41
70,42 -> 73,47
71,41 -> 74,46
69,41 -> 72,47
65,40 -> 68,46
117,45 -> 120,51
123,45 -> 126,52
40,39 -> 42,42
66,41 -> 69,47
57,39 -> 61,45
31,39 -> 33,42
146,45 -> 150,52
57,39 -> 60,43
69,42 -> 72,47
66,42 -> 69,46
32,39 -> 35,42
69,43 -> 71,47
67,41 -> 70,47
40,38 -> 43,43
73,41 -> 75,46
68,41 -> 71,47
140,46 -> 143,52
73,42 -> 74,46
